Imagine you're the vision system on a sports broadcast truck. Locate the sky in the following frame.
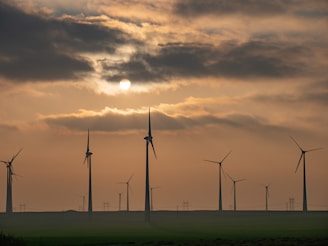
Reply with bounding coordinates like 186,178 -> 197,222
0,0 -> 327,212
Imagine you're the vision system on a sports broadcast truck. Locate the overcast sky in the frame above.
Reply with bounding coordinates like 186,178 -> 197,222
0,0 -> 327,212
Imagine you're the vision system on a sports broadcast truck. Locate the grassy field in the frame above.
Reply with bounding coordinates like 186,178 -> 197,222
1,211 -> 327,245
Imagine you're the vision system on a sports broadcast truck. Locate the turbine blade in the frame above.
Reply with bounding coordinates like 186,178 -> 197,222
306,147 -> 323,152
129,184 -> 133,194
226,173 -> 234,182
0,160 -> 8,164
127,174 -> 134,183
148,108 -> 151,137
221,150 -> 232,163
11,147 -> 23,163
290,136 -> 303,151
295,154 -> 303,173
150,140 -> 157,159
221,166 -> 228,181
236,178 -> 246,183
203,160 -> 220,164
12,167 -> 23,180
87,129 -> 90,152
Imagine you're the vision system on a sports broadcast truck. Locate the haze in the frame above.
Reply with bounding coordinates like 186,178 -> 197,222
0,0 -> 327,212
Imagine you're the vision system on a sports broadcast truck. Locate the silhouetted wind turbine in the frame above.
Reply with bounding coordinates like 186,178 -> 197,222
84,129 -> 93,214
227,174 -> 245,211
119,174 -> 133,211
290,136 -> 323,212
150,186 -> 160,211
118,192 -> 122,211
204,151 -> 232,212
144,108 -> 157,221
264,184 -> 270,211
1,148 -> 23,214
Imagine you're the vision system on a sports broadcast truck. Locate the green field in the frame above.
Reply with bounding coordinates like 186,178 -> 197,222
1,211 -> 327,245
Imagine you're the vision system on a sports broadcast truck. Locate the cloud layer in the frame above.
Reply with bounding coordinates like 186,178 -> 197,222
0,1 -> 134,82
1,0 -> 327,85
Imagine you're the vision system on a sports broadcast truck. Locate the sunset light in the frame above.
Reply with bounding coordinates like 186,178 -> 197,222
0,1 -> 327,238
119,79 -> 131,90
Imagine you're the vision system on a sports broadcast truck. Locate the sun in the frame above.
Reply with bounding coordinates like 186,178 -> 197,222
120,79 -> 131,90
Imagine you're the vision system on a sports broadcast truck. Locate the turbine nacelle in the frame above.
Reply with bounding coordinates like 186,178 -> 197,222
144,135 -> 153,142
1,148 -> 22,175
85,151 -> 93,157
1,161 -> 11,168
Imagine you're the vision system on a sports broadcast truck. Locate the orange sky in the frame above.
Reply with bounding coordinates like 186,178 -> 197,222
0,0 -> 327,212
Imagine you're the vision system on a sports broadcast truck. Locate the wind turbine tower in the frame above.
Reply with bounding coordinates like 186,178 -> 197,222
204,151 -> 231,212
144,108 -> 157,221
1,148 -> 23,214
118,192 -> 122,211
290,136 -> 322,212
119,174 -> 133,211
264,185 -> 270,211
84,129 -> 93,214
228,175 -> 245,211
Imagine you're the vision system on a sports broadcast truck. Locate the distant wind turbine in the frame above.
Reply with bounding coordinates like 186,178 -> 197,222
144,108 -> 157,221
264,184 -> 270,211
1,148 -> 23,214
150,186 -> 160,211
204,151 -> 232,212
227,174 -> 245,211
118,192 -> 122,211
84,129 -> 93,214
290,136 -> 323,212
119,174 -> 133,211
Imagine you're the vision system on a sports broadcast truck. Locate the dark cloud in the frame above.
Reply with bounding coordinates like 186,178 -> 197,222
302,80 -> 328,106
250,80 -> 328,106
173,0 -> 328,18
0,1 -> 134,82
303,91 -> 328,106
173,0 -> 287,17
0,123 -> 19,132
103,41 -> 307,83
44,110 -> 288,134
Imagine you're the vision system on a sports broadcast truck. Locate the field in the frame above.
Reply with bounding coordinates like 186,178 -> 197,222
1,211 -> 327,245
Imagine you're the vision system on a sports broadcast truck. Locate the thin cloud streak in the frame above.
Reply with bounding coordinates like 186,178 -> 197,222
42,106 -> 289,134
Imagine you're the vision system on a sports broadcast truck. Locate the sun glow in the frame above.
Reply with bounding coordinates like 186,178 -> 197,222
120,79 -> 131,90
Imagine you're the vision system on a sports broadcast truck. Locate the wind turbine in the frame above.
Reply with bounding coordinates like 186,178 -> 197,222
119,174 -> 133,211
150,186 -> 160,211
118,192 -> 122,211
1,148 -> 23,214
144,108 -> 157,221
227,174 -> 245,211
84,129 -> 93,214
264,184 -> 270,211
204,151 -> 231,212
290,136 -> 323,212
